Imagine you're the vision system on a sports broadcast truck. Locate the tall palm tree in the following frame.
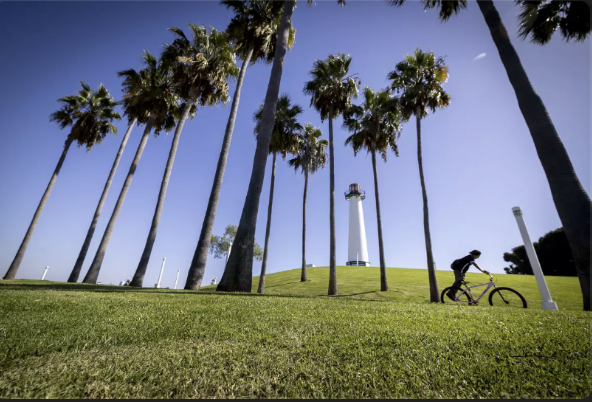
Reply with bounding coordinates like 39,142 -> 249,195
4,82 -> 121,280
385,0 -> 591,310
217,0 -> 296,293
342,87 -> 402,292
81,52 -> 183,284
185,0 -> 295,291
288,124 -> 328,283
253,94 -> 302,294
303,53 -> 360,296
129,25 -> 238,287
388,48 -> 450,303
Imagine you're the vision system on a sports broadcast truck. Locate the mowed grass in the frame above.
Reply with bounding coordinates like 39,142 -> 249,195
0,268 -> 590,398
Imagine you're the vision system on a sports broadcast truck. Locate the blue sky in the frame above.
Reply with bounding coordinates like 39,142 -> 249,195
0,1 -> 589,288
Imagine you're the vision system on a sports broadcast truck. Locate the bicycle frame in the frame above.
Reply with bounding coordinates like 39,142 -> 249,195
454,275 -> 497,304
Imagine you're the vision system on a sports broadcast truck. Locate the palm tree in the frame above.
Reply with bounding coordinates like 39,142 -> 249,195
4,82 -> 121,280
216,0 -> 296,293
253,94 -> 302,294
210,224 -> 264,263
129,25 -> 238,288
385,0 -> 591,310
185,0 -> 295,291
288,124 -> 328,283
515,0 -> 590,45
388,48 -> 450,303
81,51 -> 183,284
342,87 -> 402,292
303,53 -> 360,296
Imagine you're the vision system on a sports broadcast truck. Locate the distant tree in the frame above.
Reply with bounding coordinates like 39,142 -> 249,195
4,81 -> 121,280
185,0 -> 295,291
289,124 -> 328,283
503,227 -> 576,276
254,94 -> 302,294
210,225 -> 263,262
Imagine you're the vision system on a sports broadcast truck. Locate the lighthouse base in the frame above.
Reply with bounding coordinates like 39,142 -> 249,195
346,261 -> 370,266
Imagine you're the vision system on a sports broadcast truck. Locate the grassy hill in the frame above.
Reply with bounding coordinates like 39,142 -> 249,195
0,268 -> 589,398
202,266 -> 584,310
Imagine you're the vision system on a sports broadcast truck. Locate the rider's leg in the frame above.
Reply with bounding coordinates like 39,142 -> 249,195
448,270 -> 464,298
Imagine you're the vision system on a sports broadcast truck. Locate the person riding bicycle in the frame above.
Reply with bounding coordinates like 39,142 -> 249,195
446,250 -> 490,301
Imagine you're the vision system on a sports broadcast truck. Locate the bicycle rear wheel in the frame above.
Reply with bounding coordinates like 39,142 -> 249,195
489,287 -> 527,308
440,286 -> 471,304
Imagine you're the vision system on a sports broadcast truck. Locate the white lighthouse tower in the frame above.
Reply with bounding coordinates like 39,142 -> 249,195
345,183 -> 370,266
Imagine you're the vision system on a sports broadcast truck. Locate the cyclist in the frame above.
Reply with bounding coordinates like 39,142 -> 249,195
446,250 -> 490,301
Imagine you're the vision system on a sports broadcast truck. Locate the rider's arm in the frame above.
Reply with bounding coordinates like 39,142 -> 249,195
471,261 -> 489,274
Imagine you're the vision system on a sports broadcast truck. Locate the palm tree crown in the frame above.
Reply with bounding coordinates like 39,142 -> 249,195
386,0 -> 466,21
343,87 -> 402,159
387,48 -> 451,119
303,54 -> 360,121
50,81 -> 121,150
162,24 -> 239,105
289,124 -> 328,174
516,0 -> 590,45
118,51 -> 192,135
222,0 -> 296,64
254,94 -> 302,158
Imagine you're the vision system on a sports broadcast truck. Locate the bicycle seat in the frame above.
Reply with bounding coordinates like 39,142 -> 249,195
462,281 -> 470,284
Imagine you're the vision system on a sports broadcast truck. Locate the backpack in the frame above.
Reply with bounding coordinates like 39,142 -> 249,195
451,259 -> 460,271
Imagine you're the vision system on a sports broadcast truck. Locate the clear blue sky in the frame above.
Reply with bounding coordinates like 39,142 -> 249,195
0,1 -> 589,288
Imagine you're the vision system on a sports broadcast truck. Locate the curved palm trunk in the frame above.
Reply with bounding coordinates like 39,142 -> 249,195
257,152 -> 277,294
131,102 -> 193,287
327,106 -> 338,296
185,47 -> 254,290
416,112 -> 439,302
83,116 -> 155,284
217,0 -> 294,293
3,137 -> 73,280
476,0 -> 590,311
371,148 -> 388,291
68,119 -> 136,283
301,168 -> 309,282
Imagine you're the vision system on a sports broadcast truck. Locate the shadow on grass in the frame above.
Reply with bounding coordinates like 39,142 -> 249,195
0,280 -> 394,302
265,281 -> 303,289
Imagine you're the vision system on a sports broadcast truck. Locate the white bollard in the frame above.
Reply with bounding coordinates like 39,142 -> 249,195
156,257 -> 166,289
174,269 -> 180,290
356,252 -> 359,266
41,266 -> 49,280
512,207 -> 558,310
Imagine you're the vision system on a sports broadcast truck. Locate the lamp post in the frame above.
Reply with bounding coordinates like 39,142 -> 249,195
512,206 -> 558,310
41,266 -> 49,280
174,269 -> 180,290
156,257 -> 166,289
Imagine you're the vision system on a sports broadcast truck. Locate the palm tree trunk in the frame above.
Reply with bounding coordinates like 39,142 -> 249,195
301,167 -> 309,282
416,111 -> 439,302
217,0 -> 294,293
131,102 -> 193,287
68,118 -> 136,283
476,0 -> 590,311
3,137 -> 74,280
257,152 -> 277,294
185,47 -> 254,290
327,105 -> 338,296
83,116 -> 155,284
371,147 -> 388,291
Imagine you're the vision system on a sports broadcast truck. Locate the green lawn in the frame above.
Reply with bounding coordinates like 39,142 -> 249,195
0,268 -> 590,398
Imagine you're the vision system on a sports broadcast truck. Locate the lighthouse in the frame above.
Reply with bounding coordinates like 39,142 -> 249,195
345,183 -> 370,266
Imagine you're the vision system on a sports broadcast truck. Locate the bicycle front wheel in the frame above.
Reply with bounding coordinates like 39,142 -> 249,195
489,287 -> 527,308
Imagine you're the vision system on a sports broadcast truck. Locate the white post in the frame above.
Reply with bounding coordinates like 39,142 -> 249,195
512,206 -> 558,310
356,252 -> 359,266
156,257 -> 166,289
41,266 -> 49,280
174,269 -> 180,289
226,241 -> 233,264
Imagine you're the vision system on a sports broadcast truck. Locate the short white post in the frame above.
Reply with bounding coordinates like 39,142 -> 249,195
174,269 -> 180,289
356,252 -> 359,266
226,241 -> 233,264
512,206 -> 558,310
41,266 -> 49,280
156,257 -> 166,289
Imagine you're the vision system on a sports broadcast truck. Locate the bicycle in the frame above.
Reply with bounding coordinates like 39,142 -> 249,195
440,273 -> 527,308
